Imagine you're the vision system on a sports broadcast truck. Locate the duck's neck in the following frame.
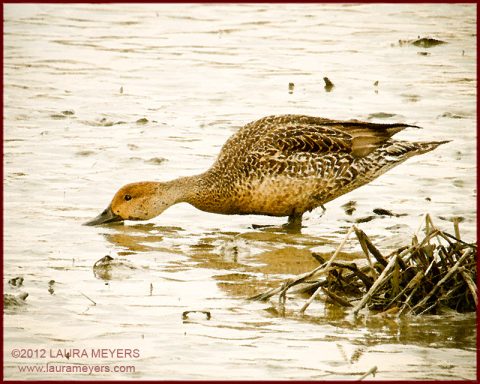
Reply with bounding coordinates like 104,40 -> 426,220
162,171 -> 232,214
161,174 -> 202,204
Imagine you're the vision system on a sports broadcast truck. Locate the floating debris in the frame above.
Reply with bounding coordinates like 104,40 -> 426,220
75,150 -> 95,157
146,157 -> 167,165
323,77 -> 334,92
48,280 -> 55,295
251,215 -> 476,316
50,113 -> 67,120
49,110 -> 75,119
355,215 -> 376,223
358,366 -> 378,381
417,51 -> 431,56
88,117 -> 126,127
373,208 -> 406,217
367,112 -> 397,119
8,277 -> 24,287
136,118 -> 149,125
438,215 -> 465,223
288,82 -> 295,94
398,37 -> 447,48
4,293 -> 28,309
120,86 -> 124,94
412,37 -> 447,48
401,93 -> 421,103
373,208 -> 394,216
94,255 -> 114,267
93,255 -> 136,280
341,200 -> 357,216
128,144 -> 140,151
441,112 -> 465,119
182,310 -> 211,321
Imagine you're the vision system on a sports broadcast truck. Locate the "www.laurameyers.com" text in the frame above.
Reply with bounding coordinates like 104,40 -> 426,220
18,363 -> 136,374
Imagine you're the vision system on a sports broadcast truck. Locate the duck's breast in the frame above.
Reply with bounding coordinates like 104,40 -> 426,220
228,175 -> 326,216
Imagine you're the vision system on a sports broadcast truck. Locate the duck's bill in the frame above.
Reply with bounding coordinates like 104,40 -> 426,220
84,206 -> 123,226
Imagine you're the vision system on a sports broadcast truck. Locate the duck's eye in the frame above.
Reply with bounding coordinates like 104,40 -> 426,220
124,194 -> 132,201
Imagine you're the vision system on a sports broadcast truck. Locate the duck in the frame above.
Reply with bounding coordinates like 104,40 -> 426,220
84,114 -> 448,229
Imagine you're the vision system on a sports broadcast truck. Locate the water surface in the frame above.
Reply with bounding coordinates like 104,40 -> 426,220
4,3 -> 476,380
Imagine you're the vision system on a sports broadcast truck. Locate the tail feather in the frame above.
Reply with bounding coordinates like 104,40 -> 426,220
356,139 -> 449,182
414,140 -> 451,154
316,138 -> 448,205
383,140 -> 449,157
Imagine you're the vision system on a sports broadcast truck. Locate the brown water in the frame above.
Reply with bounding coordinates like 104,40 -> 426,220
4,3 -> 477,380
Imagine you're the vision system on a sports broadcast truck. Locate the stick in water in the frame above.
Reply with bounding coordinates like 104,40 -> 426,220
300,226 -> 354,314
352,254 -> 398,316
80,292 -> 97,306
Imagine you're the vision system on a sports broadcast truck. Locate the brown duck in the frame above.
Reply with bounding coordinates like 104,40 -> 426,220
85,114 -> 448,228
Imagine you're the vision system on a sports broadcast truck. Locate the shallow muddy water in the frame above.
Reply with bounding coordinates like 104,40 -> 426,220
4,3 -> 476,380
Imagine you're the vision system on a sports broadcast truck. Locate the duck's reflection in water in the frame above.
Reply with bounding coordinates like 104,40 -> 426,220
101,223 -> 185,254
98,223 -> 336,297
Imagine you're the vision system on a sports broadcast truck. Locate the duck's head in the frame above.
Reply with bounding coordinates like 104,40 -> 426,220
84,181 -> 174,226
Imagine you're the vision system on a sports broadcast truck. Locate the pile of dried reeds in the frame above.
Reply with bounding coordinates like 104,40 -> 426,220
250,214 -> 477,316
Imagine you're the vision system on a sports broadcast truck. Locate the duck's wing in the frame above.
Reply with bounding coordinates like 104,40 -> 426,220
254,117 -> 419,158
258,125 -> 352,156
211,115 -> 419,181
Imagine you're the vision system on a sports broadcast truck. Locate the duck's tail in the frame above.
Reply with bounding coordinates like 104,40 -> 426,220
380,139 -> 450,159
355,139 -> 450,184
411,140 -> 451,155
322,139 -> 449,205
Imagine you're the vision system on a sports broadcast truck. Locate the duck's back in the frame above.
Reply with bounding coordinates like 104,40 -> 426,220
194,115 -> 444,217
